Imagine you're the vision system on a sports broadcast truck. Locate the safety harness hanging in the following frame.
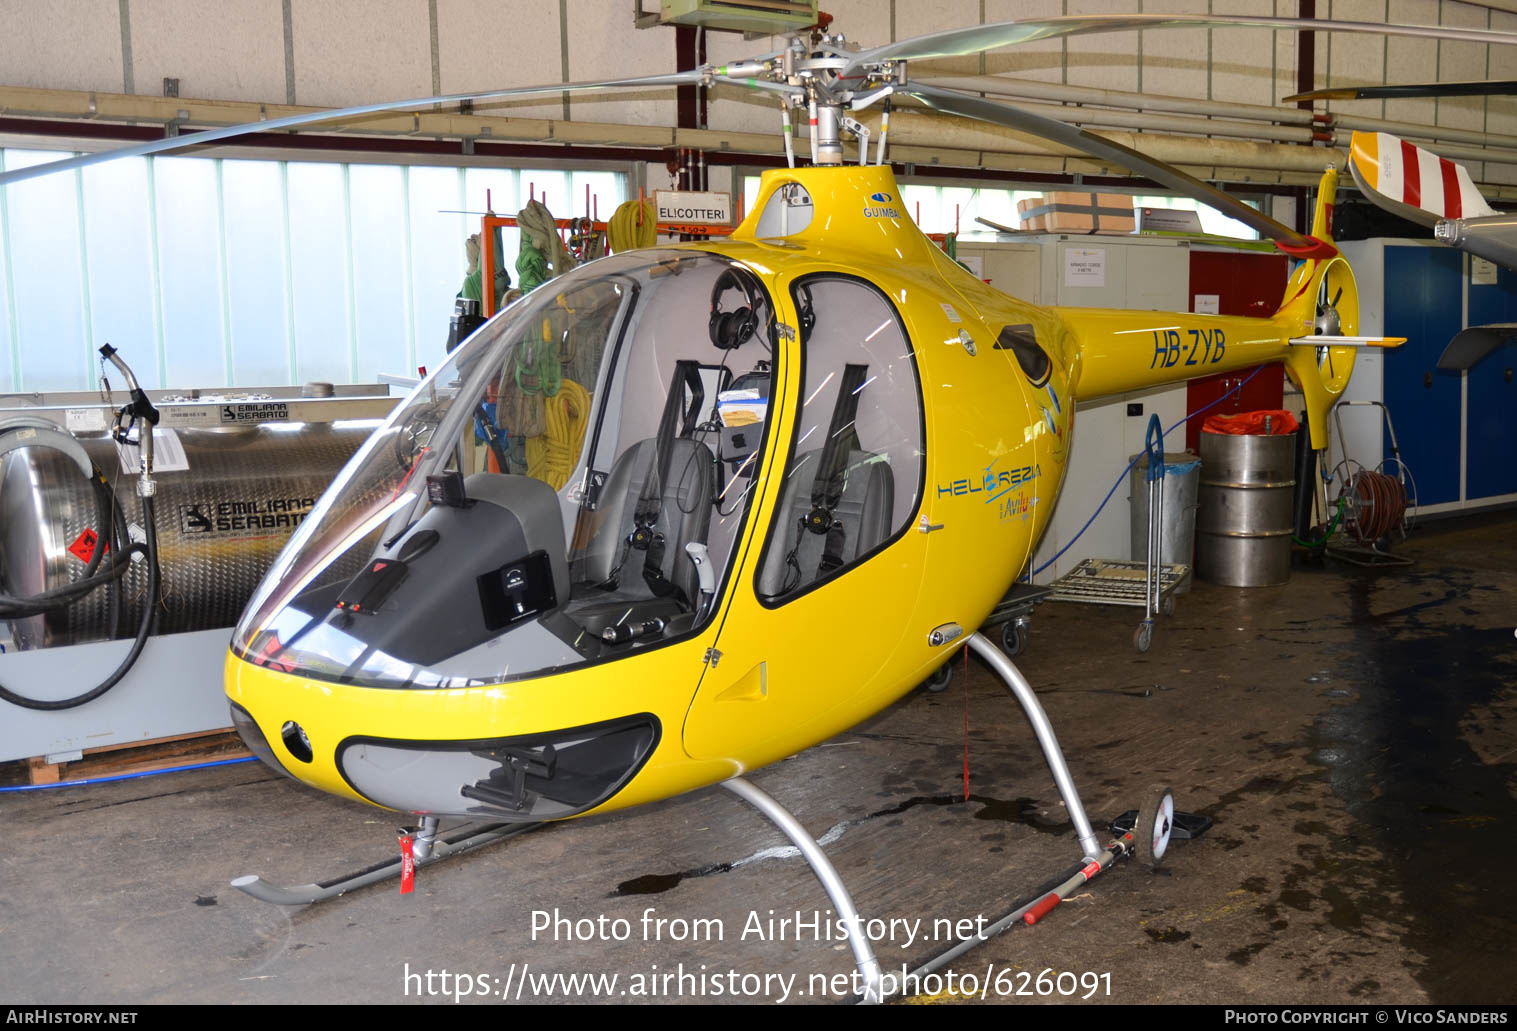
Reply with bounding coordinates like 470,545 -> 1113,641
625,360 -> 705,607
793,362 -> 869,581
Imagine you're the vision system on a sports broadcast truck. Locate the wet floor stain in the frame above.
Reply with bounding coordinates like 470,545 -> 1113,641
611,793 -> 1067,897
1310,566 -> 1517,1001
1145,925 -> 1192,944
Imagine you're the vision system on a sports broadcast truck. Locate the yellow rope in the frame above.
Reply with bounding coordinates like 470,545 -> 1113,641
608,198 -> 657,253
525,378 -> 590,491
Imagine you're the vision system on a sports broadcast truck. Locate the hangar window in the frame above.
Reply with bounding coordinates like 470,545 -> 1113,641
0,147 -> 627,393
756,275 -> 923,603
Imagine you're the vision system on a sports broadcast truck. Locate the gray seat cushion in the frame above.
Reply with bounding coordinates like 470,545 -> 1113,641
576,436 -> 715,608
758,448 -> 894,598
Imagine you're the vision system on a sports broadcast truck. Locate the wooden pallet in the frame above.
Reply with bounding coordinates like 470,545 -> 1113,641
9,727 -> 251,787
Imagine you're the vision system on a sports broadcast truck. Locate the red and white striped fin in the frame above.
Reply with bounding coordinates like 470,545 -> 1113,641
1349,130 -> 1496,222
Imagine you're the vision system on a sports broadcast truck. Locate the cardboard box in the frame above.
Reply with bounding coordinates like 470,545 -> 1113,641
1018,191 -> 1135,233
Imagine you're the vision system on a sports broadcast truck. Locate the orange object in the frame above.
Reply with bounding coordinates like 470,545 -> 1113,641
1201,409 -> 1299,436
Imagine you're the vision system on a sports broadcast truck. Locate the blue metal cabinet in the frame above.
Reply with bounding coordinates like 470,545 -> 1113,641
1383,246 -> 1464,507
1465,265 -> 1517,501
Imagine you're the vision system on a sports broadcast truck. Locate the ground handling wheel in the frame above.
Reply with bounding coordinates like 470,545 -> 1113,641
923,662 -> 953,693
1000,619 -> 1028,657
1135,784 -> 1176,867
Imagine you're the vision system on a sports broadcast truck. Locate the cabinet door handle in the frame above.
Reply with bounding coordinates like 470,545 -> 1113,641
1506,368 -> 1513,383
1424,371 -> 1433,388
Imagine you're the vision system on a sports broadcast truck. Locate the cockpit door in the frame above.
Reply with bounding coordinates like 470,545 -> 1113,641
684,274 -> 929,766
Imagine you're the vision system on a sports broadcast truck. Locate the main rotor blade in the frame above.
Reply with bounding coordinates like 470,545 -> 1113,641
1286,80 -> 1517,103
0,70 -> 705,187
899,82 -> 1333,258
845,15 -> 1517,77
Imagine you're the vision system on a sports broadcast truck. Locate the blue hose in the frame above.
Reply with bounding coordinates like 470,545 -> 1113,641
1029,366 -> 1267,577
0,755 -> 256,793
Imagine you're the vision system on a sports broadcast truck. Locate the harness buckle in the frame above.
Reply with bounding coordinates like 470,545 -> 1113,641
802,507 -> 834,535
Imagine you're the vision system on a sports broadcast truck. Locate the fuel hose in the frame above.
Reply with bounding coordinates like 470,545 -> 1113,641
0,491 -> 160,711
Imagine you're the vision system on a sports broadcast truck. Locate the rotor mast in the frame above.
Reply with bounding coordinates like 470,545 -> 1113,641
719,30 -> 897,168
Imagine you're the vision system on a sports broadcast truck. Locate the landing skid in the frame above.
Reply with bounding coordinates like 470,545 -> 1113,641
230,633 -> 1177,1006
231,819 -> 540,906
724,632 -> 1175,1004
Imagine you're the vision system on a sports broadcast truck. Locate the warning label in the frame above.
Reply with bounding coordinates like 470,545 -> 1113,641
220,402 -> 290,424
179,497 -> 317,536
67,528 -> 107,563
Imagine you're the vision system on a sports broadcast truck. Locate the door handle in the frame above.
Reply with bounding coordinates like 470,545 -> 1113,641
1424,371 -> 1433,388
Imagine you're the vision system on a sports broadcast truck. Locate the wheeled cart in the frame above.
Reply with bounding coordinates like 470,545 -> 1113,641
1046,416 -> 1189,653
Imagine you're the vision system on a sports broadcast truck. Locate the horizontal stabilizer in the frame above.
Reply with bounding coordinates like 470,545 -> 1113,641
1438,323 -> 1517,370
1288,335 -> 1405,348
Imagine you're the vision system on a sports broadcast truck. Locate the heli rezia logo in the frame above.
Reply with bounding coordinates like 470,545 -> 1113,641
935,463 -> 1041,500
864,191 -> 900,218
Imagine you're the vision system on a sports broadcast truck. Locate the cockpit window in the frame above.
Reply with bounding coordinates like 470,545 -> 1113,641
756,275 -> 923,603
231,250 -> 777,688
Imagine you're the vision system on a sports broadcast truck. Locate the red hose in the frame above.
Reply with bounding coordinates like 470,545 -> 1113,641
1344,469 -> 1407,542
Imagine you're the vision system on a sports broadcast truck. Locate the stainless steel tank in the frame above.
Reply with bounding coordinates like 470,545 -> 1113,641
1195,430 -> 1297,587
0,423 -> 372,651
1128,450 -> 1201,592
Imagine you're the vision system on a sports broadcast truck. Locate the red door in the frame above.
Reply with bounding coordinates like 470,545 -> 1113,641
1185,249 -> 1290,452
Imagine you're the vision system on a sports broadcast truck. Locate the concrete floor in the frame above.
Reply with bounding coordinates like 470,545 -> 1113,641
3,512 -> 1514,1006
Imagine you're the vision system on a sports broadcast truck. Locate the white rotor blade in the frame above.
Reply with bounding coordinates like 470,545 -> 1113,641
845,15 -> 1517,77
0,70 -> 706,187
900,82 -> 1333,256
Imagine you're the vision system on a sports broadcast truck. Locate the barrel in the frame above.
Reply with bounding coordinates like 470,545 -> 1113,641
1195,430 -> 1297,587
1129,451 -> 1201,592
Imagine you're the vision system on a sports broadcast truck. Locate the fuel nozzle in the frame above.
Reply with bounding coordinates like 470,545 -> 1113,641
99,344 -> 160,493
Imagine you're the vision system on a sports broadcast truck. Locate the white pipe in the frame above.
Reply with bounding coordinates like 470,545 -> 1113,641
881,108 -> 1344,173
778,99 -> 795,168
922,73 -> 1318,126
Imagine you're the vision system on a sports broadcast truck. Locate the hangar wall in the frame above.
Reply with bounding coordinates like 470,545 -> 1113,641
5,0 -> 1517,181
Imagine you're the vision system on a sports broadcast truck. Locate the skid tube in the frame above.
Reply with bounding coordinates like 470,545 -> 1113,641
835,631 -> 1137,1004
232,818 -> 541,905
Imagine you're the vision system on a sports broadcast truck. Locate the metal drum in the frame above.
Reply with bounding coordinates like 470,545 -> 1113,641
1129,451 -> 1201,592
1195,430 -> 1297,587
0,423 -> 372,651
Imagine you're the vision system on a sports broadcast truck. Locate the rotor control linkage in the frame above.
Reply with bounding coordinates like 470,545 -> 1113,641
461,745 -> 558,812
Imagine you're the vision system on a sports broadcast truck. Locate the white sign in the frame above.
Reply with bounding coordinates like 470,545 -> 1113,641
654,190 -> 733,226
65,407 -> 108,433
959,255 -> 985,279
1472,256 -> 1498,285
1138,206 -> 1203,234
115,427 -> 190,474
1194,293 -> 1221,315
1064,247 -> 1107,288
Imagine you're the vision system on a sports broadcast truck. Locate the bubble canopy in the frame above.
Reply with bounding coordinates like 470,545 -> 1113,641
232,249 -> 778,689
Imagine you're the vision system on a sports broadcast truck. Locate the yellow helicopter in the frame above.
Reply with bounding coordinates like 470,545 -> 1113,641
9,11 -> 1489,1001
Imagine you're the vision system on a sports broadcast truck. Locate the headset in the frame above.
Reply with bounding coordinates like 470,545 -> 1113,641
708,266 -> 764,351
